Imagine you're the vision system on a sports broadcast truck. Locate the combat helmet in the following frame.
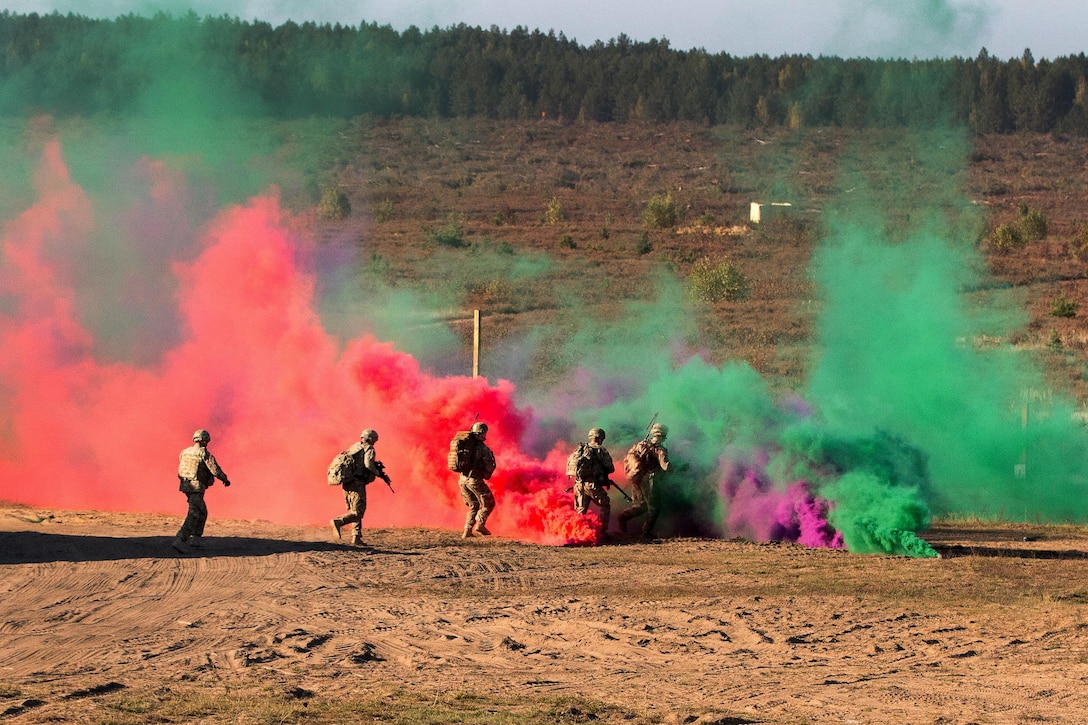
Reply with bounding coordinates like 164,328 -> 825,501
588,427 -> 606,442
192,429 -> 211,443
470,421 -> 488,436
360,428 -> 379,443
649,423 -> 668,440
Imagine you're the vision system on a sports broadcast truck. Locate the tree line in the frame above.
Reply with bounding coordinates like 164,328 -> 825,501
1,10 -> 1086,134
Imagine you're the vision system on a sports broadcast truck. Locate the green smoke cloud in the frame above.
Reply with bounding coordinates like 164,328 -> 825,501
807,128 -> 1088,524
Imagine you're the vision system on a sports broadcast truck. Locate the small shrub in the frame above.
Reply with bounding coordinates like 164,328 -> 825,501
1017,204 -> 1048,241
1050,292 -> 1079,318
988,222 -> 1024,253
1047,328 -> 1063,351
464,278 -> 527,312
559,234 -> 576,249
431,212 -> 467,247
480,278 -> 513,303
497,241 -> 515,255
544,196 -> 565,225
317,186 -> 351,220
373,198 -> 393,223
688,256 -> 750,302
598,226 -> 610,239
697,210 -> 718,227
635,232 -> 652,255
1070,221 -> 1088,261
642,191 -> 681,229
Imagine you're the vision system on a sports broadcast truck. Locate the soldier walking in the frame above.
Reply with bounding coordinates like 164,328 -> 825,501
454,421 -> 497,538
172,429 -> 230,553
331,428 -> 392,547
617,422 -> 670,539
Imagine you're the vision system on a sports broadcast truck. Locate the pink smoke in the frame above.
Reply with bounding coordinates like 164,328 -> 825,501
0,140 -> 597,545
717,449 -> 844,549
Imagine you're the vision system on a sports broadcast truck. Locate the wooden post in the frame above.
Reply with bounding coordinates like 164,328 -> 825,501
1018,399 -> 1028,479
472,309 -> 480,378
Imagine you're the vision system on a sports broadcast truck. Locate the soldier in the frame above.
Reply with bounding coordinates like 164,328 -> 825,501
172,429 -> 230,553
569,427 -> 616,533
617,422 -> 670,539
331,428 -> 392,547
457,421 -> 497,539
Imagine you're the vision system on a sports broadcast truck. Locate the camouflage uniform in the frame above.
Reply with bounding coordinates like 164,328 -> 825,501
572,428 -> 616,530
174,430 -> 230,552
617,424 -> 670,538
459,423 -> 497,538
332,430 -> 389,546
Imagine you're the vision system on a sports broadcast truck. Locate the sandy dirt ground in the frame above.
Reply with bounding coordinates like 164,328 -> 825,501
3,505 -> 1088,724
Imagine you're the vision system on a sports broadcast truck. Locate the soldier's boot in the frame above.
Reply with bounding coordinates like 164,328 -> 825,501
331,519 -> 343,541
462,526 -> 475,539
189,535 -> 202,548
475,522 -> 492,536
617,512 -> 630,534
171,537 -> 188,554
350,533 -> 364,546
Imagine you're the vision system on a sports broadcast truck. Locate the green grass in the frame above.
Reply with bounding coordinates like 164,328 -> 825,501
14,685 -> 666,725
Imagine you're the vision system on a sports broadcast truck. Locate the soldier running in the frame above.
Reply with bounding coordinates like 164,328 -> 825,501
617,422 -> 670,539
331,428 -> 392,547
569,427 -> 617,534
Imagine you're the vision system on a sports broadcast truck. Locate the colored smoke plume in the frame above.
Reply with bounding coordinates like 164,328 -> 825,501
0,139 -> 596,545
806,133 -> 1088,528
4,123 -> 1087,558
0,134 -> 851,552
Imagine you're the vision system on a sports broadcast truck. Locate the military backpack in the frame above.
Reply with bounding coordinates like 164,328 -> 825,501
447,431 -> 475,474
326,450 -> 357,486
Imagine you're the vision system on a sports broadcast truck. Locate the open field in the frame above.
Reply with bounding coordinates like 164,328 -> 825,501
4,120 -> 1088,722
4,504 -> 1088,724
312,119 -> 1088,402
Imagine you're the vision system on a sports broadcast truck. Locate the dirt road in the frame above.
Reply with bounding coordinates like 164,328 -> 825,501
3,505 -> 1088,723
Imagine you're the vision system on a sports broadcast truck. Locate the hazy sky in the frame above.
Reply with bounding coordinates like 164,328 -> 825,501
0,0 -> 1083,60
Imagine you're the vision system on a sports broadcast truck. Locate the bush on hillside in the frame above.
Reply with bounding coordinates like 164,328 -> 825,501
431,212 -> 467,247
987,222 -> 1025,253
317,186 -> 351,220
1050,292 -> 1079,318
642,192 -> 681,229
688,256 -> 750,302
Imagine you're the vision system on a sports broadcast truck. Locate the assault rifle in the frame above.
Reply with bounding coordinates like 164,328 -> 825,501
374,461 -> 395,494
644,412 -> 659,440
564,478 -> 632,502
605,478 -> 633,502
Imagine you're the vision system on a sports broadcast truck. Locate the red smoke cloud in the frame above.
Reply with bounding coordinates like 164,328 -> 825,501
0,141 -> 596,545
